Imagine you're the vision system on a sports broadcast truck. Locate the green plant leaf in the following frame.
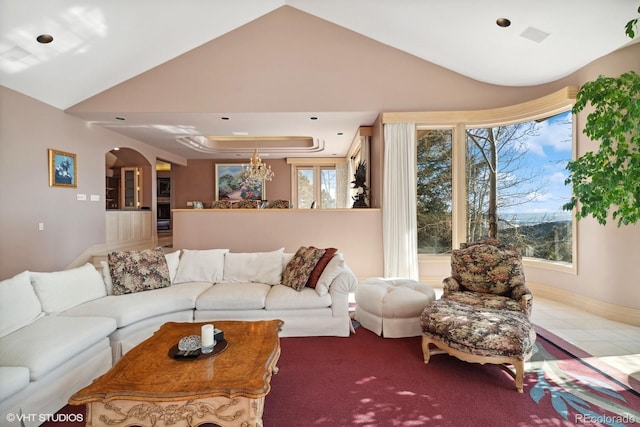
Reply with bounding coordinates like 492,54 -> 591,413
567,71 -> 640,226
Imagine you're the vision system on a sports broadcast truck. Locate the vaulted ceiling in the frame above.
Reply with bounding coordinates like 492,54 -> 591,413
1,0 -> 637,159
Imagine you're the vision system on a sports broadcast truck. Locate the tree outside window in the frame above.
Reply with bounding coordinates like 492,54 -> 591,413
295,166 -> 337,208
417,129 -> 452,254
466,111 -> 573,263
416,110 -> 574,263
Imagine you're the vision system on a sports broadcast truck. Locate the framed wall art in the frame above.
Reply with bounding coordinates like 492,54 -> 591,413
215,164 -> 264,201
48,149 -> 77,188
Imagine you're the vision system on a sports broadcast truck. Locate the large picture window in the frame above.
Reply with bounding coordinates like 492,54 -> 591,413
465,111 -> 573,263
417,129 -> 453,254
409,87 -> 577,267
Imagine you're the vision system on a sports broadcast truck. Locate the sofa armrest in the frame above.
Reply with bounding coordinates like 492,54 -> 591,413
330,265 -> 358,295
442,277 -> 462,296
329,265 -> 357,318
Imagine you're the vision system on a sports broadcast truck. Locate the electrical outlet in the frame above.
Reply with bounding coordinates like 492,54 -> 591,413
187,201 -> 193,207
77,194 -> 87,201
38,222 -> 44,231
90,194 -> 100,201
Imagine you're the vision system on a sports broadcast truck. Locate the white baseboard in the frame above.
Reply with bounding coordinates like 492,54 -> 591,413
528,282 -> 640,327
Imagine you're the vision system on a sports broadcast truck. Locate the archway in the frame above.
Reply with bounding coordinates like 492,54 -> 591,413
105,148 -> 152,210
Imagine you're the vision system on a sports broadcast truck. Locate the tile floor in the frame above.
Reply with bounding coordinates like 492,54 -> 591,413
531,296 -> 640,387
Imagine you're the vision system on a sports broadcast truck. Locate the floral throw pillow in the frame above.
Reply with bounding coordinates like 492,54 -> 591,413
282,246 -> 326,291
108,247 -> 171,295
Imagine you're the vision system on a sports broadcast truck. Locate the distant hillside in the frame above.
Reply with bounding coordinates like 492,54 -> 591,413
498,220 -> 572,263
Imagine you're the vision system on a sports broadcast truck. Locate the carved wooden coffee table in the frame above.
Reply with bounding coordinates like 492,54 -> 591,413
69,320 -> 283,427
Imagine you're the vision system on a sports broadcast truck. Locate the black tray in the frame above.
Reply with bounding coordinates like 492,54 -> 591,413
168,339 -> 228,360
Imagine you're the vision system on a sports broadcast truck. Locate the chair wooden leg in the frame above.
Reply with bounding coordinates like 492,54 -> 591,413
514,360 -> 524,393
421,335 -> 431,364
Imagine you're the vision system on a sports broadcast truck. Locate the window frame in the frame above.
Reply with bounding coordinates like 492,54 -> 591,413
385,87 -> 578,274
287,158 -> 343,209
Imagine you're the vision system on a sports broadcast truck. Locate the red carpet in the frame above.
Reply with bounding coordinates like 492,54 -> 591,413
44,326 -> 640,427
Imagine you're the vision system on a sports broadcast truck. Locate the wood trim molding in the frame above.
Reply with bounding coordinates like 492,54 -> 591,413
382,86 -> 578,126
528,282 -> 640,327
285,157 -> 347,165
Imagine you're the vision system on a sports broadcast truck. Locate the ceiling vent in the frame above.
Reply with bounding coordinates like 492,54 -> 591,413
520,27 -> 550,43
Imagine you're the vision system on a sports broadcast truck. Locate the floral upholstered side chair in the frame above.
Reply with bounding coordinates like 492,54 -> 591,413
420,239 -> 536,392
442,239 -> 532,316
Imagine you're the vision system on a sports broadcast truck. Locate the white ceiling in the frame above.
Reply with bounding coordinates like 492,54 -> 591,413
1,0 -> 637,159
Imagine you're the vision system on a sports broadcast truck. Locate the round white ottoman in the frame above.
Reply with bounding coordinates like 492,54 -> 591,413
354,278 -> 436,338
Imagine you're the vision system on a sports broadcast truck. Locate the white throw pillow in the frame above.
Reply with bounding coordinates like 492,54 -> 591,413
100,261 -> 113,295
173,249 -> 229,284
223,248 -> 284,285
30,263 -> 107,314
164,250 -> 181,283
315,253 -> 345,296
0,271 -> 43,338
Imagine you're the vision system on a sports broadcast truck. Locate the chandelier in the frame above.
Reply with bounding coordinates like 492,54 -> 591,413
243,148 -> 274,184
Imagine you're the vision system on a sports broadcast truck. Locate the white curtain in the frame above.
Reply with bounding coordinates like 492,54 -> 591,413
336,162 -> 348,208
383,122 -> 419,279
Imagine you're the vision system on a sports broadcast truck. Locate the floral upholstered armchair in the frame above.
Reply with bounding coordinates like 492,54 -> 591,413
442,239 -> 532,316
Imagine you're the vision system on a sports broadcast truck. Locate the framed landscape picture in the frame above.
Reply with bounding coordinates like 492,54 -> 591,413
48,149 -> 77,188
215,164 -> 264,200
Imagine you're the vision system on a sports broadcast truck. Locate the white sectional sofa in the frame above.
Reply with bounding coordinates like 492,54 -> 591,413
0,246 -> 357,426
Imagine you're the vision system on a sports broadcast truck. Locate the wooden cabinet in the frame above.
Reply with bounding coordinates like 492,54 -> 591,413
106,210 -> 152,244
121,167 -> 143,209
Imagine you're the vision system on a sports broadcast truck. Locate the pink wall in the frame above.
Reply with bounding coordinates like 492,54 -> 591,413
524,43 -> 640,307
172,159 -> 291,209
0,87 -> 184,278
173,209 -> 384,278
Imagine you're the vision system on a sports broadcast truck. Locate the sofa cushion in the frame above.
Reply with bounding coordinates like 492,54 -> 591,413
196,283 -> 271,310
314,253 -> 345,296
223,248 -> 284,285
282,246 -> 325,291
306,247 -> 337,288
0,271 -> 43,339
100,261 -> 114,295
63,282 -> 212,328
164,250 -> 181,283
0,366 -> 30,402
265,285 -> 332,310
108,247 -> 171,295
0,316 -> 116,380
30,263 -> 107,314
174,249 -> 228,284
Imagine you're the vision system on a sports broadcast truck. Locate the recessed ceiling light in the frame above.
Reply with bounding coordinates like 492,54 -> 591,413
496,18 -> 511,28
36,34 -> 53,44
